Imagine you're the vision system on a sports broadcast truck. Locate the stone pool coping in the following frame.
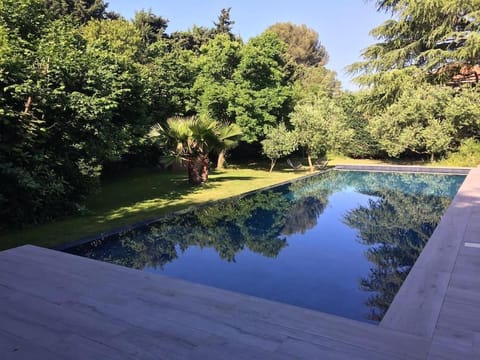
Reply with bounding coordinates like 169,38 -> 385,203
334,164 -> 471,175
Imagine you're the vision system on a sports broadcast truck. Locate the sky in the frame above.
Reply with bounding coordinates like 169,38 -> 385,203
107,1 -> 391,91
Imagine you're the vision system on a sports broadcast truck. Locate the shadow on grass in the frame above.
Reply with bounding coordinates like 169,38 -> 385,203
207,176 -> 256,183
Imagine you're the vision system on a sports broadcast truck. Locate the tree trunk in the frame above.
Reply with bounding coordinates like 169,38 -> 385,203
187,155 -> 210,185
269,159 -> 277,172
217,149 -> 226,169
307,153 -> 314,172
23,96 -> 32,114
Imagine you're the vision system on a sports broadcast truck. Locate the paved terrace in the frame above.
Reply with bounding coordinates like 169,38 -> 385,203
1,166 -> 479,359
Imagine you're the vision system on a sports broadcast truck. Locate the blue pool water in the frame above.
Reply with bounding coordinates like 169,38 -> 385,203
66,170 -> 465,323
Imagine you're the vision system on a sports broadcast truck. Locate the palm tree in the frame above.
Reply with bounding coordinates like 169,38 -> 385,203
150,116 -> 242,185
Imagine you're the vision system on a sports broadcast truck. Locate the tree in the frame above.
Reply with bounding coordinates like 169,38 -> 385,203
294,65 -> 341,99
290,94 -> 353,171
82,19 -> 143,62
169,25 -> 215,54
337,92 -> 382,158
133,9 -> 168,46
445,87 -> 480,141
369,83 -> 455,160
232,32 -> 294,143
0,0 -> 151,228
193,34 -> 242,168
261,123 -> 298,172
213,7 -> 235,37
44,0 -> 117,23
142,39 -> 196,122
349,0 -> 480,88
149,116 -> 242,185
266,22 -> 328,67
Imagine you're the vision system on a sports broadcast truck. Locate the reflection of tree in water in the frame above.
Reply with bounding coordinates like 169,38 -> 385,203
343,173 -> 461,321
68,191 -> 294,268
282,196 -> 325,235
68,175 -> 335,269
283,173 -> 333,235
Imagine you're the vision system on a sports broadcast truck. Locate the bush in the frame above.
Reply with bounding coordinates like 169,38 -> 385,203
441,139 -> 480,167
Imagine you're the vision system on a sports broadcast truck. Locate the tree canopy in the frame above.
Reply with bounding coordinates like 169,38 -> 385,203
346,0 -> 480,161
350,0 -> 480,87
266,22 -> 328,67
2,0 -> 478,231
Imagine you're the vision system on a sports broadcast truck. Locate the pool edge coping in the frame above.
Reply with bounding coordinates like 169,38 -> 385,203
334,164 -> 471,175
379,166 -> 477,338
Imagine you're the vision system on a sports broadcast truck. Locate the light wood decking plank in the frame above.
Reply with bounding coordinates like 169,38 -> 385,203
0,245 -> 430,359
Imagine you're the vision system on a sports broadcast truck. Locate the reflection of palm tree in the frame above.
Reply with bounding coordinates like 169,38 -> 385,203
344,190 -> 453,321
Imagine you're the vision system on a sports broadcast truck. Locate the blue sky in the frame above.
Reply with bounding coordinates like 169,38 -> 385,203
107,1 -> 391,90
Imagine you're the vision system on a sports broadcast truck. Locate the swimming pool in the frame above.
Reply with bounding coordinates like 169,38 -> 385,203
65,170 -> 465,323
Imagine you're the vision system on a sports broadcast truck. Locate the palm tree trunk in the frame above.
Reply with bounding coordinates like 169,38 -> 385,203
187,157 -> 206,185
217,149 -> 226,169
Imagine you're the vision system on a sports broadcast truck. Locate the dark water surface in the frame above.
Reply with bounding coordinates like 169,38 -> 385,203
66,171 -> 465,323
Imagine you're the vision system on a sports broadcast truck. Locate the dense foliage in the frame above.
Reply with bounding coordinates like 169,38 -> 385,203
347,0 -> 479,161
1,0 -> 478,230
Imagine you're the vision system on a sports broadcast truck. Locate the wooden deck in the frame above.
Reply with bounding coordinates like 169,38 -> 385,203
1,167 -> 479,359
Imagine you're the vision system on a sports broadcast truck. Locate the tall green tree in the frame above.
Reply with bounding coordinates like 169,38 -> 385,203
266,22 -> 328,67
350,0 -> 480,88
369,82 -> 458,160
169,25 -> 215,54
82,19 -> 143,62
193,34 -> 242,168
133,9 -> 168,46
44,0 -> 117,23
266,23 -> 340,103
142,39 -> 196,122
337,92 -> 382,158
294,65 -> 341,99
213,7 -> 235,37
0,2 -> 149,227
232,32 -> 294,143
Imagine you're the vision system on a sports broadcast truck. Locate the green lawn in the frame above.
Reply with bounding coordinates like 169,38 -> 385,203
0,166 -> 312,250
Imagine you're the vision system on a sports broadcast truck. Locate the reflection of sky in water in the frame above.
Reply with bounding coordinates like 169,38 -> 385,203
145,191 -> 380,323
70,171 -> 465,323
